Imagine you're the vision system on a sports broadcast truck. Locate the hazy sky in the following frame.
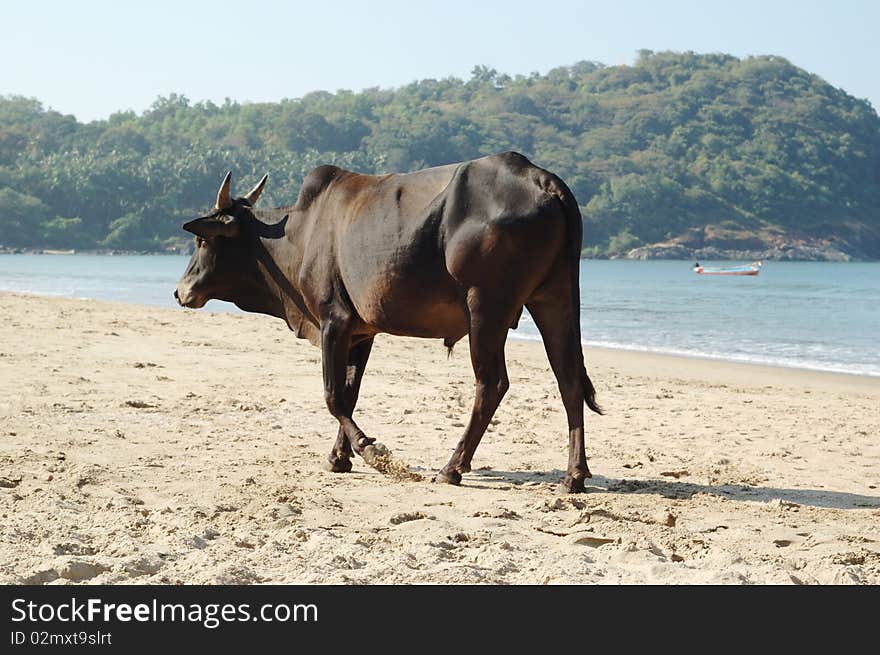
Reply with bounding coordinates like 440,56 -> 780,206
2,0 -> 877,121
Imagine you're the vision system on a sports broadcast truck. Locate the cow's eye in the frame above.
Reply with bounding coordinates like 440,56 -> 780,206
196,237 -> 205,248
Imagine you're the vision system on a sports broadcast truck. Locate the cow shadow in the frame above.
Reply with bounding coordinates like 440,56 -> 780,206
467,469 -> 880,510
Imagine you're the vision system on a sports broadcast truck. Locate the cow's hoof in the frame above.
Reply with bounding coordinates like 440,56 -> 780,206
435,468 -> 462,486
325,456 -> 353,473
358,436 -> 376,448
561,475 -> 587,494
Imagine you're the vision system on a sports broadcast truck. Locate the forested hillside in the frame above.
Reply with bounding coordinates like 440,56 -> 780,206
1,51 -> 878,258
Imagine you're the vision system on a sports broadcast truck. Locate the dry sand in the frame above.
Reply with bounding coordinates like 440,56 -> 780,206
1,292 -> 878,585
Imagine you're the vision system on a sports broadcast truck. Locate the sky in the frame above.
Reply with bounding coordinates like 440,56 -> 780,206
1,0 -> 877,122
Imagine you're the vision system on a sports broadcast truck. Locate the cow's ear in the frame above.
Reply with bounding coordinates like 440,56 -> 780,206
182,214 -> 240,238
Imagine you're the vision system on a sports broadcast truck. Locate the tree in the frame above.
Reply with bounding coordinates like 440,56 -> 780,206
0,188 -> 49,247
0,51 -> 877,257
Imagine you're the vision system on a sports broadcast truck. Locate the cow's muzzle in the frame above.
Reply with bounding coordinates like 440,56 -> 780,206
173,285 -> 206,309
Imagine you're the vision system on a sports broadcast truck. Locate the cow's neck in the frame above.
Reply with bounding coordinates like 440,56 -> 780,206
249,207 -> 317,331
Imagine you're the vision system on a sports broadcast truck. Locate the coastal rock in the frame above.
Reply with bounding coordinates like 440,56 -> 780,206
625,243 -> 854,262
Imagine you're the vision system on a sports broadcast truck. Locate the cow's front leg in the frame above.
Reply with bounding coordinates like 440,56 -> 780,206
322,316 -> 374,465
327,337 -> 374,472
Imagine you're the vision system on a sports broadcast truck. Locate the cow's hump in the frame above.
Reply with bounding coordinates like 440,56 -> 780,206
296,165 -> 343,209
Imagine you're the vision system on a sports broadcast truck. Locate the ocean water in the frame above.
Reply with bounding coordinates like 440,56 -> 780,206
1,254 -> 878,377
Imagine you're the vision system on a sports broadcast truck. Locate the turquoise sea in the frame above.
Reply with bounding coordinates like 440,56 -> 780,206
1,254 -> 878,377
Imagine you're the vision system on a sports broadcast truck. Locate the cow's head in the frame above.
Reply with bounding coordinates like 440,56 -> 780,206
174,172 -> 268,309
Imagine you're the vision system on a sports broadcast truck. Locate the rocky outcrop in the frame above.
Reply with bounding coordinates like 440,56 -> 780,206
625,243 -> 854,261
621,224 -> 878,261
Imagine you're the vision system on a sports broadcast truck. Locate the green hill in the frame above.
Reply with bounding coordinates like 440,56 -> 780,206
1,51 -> 878,259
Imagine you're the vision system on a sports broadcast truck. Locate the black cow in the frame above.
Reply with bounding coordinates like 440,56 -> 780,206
175,152 -> 601,492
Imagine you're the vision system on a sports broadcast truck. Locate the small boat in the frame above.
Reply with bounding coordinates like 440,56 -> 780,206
693,260 -> 762,276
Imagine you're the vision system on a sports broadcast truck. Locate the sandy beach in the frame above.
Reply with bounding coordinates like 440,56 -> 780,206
0,291 -> 878,584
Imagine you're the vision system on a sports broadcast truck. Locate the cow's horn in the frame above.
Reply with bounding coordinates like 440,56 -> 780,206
215,171 -> 233,210
244,174 -> 268,206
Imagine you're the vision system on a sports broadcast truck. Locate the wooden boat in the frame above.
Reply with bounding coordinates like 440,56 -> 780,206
693,261 -> 762,276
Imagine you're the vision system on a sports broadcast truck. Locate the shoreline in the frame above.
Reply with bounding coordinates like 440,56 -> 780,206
519,332 -> 880,382
579,340 -> 880,393
1,292 -> 878,584
2,287 -> 877,381
0,249 -> 186,256
585,342 -> 880,384
3,248 -> 877,262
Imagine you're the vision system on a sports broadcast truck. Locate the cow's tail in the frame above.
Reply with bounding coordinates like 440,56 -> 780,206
550,175 -> 603,416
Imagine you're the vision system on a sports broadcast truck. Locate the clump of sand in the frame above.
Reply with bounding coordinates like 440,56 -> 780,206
362,443 -> 424,482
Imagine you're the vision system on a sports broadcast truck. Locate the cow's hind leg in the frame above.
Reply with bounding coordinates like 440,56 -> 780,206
327,337 -> 374,473
436,290 -> 511,485
526,293 -> 592,492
